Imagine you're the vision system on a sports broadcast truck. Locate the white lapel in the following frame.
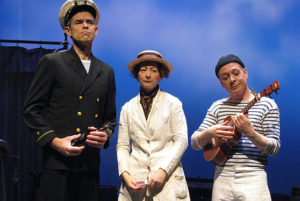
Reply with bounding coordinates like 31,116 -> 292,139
136,93 -> 147,129
146,89 -> 161,126
134,90 -> 162,138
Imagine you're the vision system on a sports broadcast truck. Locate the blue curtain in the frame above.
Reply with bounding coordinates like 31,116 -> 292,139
0,46 -> 54,201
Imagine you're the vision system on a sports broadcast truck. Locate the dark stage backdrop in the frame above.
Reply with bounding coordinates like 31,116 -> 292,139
0,46 -> 54,201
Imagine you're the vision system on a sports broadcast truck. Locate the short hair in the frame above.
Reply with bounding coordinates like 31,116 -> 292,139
131,63 -> 170,79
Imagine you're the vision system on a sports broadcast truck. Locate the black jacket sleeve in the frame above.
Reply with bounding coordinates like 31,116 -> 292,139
102,68 -> 117,148
23,54 -> 57,147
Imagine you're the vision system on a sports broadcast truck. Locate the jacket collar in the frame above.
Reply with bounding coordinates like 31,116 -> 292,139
136,88 -> 162,128
68,47 -> 87,80
68,46 -> 103,94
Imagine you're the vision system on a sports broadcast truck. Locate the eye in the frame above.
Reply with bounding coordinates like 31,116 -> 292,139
233,70 -> 240,76
86,19 -> 94,24
221,75 -> 228,80
234,73 -> 239,76
75,20 -> 83,24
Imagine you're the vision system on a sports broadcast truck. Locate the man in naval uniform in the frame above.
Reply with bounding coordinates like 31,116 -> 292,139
23,1 -> 116,200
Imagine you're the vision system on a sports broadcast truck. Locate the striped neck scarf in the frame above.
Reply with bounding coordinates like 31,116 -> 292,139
140,85 -> 159,119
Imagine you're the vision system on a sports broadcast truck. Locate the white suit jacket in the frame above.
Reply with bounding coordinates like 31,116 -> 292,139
117,90 -> 190,201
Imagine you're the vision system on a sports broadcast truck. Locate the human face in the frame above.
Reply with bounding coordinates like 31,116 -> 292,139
138,61 -> 162,93
218,62 -> 248,99
64,11 -> 98,45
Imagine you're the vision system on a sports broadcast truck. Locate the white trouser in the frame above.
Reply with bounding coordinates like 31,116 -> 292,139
212,166 -> 271,201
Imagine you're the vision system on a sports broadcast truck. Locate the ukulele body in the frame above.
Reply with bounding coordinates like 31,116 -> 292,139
203,116 -> 241,165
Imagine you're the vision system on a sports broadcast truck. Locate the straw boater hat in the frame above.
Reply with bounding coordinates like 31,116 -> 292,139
127,50 -> 173,74
58,0 -> 100,29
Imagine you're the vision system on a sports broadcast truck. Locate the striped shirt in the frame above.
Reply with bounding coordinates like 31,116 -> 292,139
191,96 -> 280,169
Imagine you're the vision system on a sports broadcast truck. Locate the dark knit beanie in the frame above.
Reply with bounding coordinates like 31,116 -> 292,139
215,54 -> 245,78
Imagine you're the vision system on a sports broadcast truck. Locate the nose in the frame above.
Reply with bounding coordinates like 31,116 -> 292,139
229,74 -> 235,82
82,21 -> 89,28
145,70 -> 151,78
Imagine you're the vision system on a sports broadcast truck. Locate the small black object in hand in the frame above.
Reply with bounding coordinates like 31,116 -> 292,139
71,122 -> 116,147
71,131 -> 89,146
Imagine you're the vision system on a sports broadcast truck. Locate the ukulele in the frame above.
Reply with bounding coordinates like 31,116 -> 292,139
203,81 -> 280,165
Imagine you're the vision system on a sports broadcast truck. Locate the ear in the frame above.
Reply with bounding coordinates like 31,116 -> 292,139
95,25 -> 99,36
243,68 -> 248,80
64,26 -> 72,37
219,78 -> 225,88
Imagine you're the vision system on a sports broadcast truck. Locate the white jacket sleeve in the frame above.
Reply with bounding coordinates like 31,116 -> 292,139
158,101 -> 188,175
116,104 -> 131,176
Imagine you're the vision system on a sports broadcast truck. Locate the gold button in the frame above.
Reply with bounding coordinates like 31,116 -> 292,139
95,114 -> 98,118
77,111 -> 82,116
79,96 -> 83,100
97,98 -> 100,102
37,131 -> 40,135
76,128 -> 81,133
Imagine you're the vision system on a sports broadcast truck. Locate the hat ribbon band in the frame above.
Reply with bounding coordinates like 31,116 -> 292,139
138,52 -> 162,59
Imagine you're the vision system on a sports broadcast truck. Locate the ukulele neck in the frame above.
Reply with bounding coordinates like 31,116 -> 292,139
241,91 -> 260,115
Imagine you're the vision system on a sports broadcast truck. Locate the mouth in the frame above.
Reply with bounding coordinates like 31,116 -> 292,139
230,84 -> 239,90
82,32 -> 90,35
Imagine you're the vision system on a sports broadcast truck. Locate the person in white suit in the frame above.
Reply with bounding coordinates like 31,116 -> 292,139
117,50 -> 190,201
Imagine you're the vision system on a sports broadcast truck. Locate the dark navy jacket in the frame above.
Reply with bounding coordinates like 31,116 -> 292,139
23,47 -> 116,171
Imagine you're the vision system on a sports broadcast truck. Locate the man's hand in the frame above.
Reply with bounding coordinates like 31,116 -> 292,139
232,113 -> 269,151
51,134 -> 85,156
121,171 -> 145,191
148,168 -> 167,190
86,126 -> 108,148
208,122 -> 235,142
232,113 -> 254,136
